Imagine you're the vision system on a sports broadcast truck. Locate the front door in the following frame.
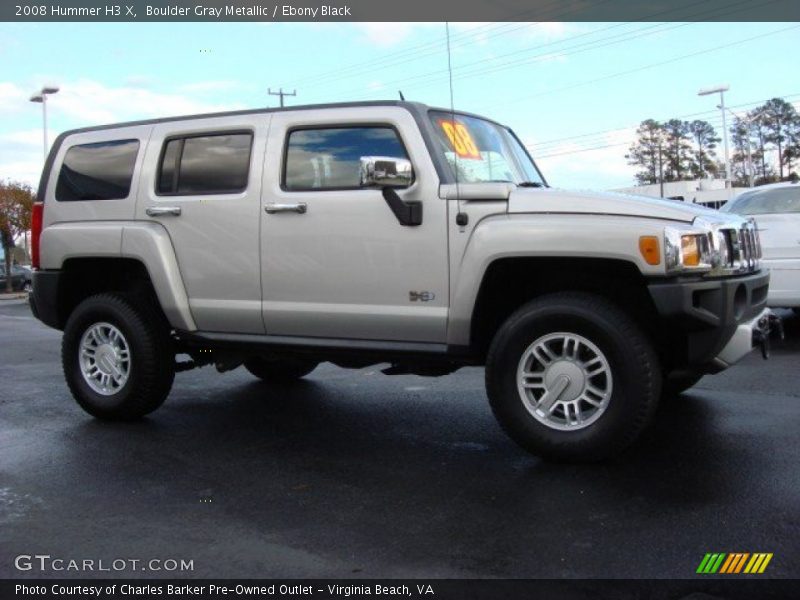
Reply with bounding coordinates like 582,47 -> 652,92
259,107 -> 449,343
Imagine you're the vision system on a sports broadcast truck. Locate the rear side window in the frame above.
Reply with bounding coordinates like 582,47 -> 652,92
284,127 -> 408,191
55,139 -> 140,201
157,132 -> 253,195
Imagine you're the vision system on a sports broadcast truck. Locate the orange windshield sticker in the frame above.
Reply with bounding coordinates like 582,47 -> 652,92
439,120 -> 481,159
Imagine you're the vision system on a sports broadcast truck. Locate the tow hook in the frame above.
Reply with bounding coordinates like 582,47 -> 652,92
752,311 -> 784,360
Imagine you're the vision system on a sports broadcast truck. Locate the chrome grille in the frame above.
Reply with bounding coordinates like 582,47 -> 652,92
721,220 -> 760,273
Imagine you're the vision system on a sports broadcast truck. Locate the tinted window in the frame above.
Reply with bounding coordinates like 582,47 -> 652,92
157,133 -> 252,195
284,127 -> 407,190
56,139 -> 139,201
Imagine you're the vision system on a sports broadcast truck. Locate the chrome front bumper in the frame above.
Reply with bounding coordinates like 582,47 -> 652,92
713,308 -> 784,369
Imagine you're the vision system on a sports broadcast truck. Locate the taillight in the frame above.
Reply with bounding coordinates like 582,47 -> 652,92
31,202 -> 44,270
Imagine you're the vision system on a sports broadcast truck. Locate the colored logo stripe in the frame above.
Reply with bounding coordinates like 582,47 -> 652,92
697,552 -> 773,574
719,553 -> 749,573
697,553 -> 726,573
744,553 -> 773,574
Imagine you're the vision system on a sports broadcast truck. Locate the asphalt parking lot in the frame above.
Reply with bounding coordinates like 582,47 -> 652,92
1,298 -> 798,580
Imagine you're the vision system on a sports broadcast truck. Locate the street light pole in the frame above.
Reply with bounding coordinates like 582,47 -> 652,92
29,86 -> 59,160
698,84 -> 731,188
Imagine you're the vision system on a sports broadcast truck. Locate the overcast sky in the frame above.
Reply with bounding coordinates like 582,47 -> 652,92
1,21 -> 798,189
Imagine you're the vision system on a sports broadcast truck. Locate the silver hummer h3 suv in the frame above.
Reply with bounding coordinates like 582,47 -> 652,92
29,101 -> 777,461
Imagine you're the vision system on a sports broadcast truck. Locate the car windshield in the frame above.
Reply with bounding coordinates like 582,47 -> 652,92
429,111 -> 545,186
722,185 -> 800,215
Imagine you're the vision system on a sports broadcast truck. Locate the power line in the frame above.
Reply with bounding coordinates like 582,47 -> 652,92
280,0 -> 614,91
332,0 -> 775,103
473,22 -> 800,113
531,96 -> 800,159
528,95 -> 800,151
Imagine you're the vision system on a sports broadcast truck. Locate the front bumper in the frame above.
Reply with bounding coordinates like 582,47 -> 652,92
648,269 -> 770,370
714,308 -> 781,369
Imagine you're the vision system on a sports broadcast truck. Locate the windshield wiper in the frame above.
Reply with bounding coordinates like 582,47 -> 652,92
517,181 -> 545,188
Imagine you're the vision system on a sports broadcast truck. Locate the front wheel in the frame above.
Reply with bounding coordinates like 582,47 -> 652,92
62,293 -> 175,420
486,292 -> 661,462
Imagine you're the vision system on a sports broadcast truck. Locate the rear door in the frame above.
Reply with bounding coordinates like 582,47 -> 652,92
137,115 -> 270,333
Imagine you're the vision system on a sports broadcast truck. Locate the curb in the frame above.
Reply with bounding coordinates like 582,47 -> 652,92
0,293 -> 28,301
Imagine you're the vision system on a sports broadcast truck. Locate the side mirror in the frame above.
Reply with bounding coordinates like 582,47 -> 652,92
360,156 -> 414,188
359,156 -> 421,227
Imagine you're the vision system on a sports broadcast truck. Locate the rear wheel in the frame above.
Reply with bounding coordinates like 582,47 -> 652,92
244,357 -> 318,382
62,293 -> 174,420
485,292 -> 661,462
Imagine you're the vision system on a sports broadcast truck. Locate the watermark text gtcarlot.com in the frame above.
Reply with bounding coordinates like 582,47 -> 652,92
14,554 -> 194,572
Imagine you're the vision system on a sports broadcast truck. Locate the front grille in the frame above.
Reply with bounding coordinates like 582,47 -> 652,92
720,221 -> 760,273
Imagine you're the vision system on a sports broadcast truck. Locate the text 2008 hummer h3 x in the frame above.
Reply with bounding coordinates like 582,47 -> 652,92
29,101 -> 780,461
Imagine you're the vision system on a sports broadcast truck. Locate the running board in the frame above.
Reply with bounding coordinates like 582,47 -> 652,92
176,330 -> 463,361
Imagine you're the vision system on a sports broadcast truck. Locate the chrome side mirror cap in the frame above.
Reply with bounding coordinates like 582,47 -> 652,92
359,156 -> 414,188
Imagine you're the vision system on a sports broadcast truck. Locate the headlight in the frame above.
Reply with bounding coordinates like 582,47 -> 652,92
664,227 -> 714,272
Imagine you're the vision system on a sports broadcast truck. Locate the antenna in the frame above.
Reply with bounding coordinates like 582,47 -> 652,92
398,90 -> 405,101
446,22 -> 468,228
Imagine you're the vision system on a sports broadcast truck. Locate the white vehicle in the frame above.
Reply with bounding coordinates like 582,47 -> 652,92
722,181 -> 800,311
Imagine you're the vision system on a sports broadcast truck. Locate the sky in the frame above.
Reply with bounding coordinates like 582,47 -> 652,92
1,20 -> 798,190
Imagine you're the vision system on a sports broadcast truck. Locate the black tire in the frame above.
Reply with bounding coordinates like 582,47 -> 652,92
662,373 -> 704,398
485,292 -> 661,462
62,293 -> 174,420
244,357 -> 318,382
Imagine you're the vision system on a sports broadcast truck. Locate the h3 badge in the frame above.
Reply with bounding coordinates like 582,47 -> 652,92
409,291 -> 436,302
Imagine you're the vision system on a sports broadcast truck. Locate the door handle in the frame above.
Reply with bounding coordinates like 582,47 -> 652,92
265,203 -> 307,214
146,206 -> 182,217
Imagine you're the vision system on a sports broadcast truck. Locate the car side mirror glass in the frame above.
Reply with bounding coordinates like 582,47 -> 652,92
359,156 -> 414,189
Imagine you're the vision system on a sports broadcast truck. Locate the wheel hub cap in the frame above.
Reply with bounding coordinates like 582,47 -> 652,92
516,332 -> 613,431
79,322 -> 131,396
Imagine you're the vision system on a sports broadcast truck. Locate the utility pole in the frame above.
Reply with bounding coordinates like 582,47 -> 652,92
268,88 -> 296,108
658,142 -> 664,198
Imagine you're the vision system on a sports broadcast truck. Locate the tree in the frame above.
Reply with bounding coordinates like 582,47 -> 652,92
626,119 -> 664,185
687,119 -> 720,179
661,119 -> 693,181
756,98 -> 800,180
0,180 -> 35,292
746,108 -> 774,184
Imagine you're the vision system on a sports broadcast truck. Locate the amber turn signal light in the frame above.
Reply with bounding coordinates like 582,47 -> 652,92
639,236 -> 661,265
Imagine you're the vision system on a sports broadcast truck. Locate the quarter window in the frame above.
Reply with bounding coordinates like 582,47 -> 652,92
56,139 -> 140,201
284,127 -> 408,191
157,132 -> 253,195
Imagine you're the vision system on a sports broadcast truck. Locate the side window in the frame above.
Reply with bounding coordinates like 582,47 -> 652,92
157,132 -> 253,195
55,139 -> 139,201
284,127 -> 408,191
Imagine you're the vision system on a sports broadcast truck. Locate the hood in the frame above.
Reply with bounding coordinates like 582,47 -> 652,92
507,188 -> 726,224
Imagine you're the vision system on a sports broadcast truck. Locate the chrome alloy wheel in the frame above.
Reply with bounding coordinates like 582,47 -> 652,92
79,322 -> 131,396
516,332 -> 613,431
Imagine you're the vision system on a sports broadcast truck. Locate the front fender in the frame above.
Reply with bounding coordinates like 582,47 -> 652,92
447,213 -> 668,346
